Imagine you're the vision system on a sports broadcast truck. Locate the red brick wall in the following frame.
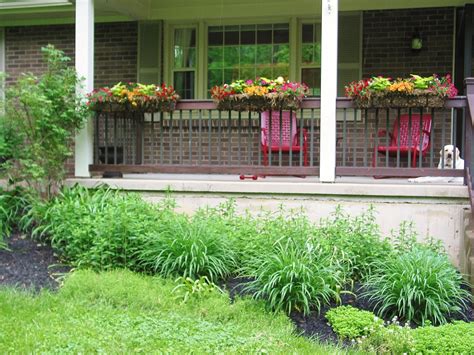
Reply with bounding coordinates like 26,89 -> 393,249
5,22 -> 137,86
362,7 -> 454,78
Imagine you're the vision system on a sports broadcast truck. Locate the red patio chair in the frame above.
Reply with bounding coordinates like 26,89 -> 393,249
372,114 -> 432,168
261,111 -> 308,166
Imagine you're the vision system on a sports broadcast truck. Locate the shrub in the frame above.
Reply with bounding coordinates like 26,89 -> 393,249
28,185 -> 164,270
2,45 -> 88,197
325,306 -> 383,340
136,212 -> 237,282
317,206 -> 392,282
243,239 -> 344,315
0,187 -> 33,249
362,248 -> 470,325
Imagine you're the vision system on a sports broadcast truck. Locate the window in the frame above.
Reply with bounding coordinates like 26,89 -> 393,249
172,27 -> 196,99
138,22 -> 162,85
207,23 -> 290,92
300,13 -> 361,97
301,23 -> 321,96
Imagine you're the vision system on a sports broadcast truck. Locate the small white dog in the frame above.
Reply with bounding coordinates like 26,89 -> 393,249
408,145 -> 464,183
438,144 -> 464,169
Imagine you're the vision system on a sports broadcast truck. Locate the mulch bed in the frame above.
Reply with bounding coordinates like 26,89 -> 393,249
0,233 -> 70,291
1,237 -> 472,344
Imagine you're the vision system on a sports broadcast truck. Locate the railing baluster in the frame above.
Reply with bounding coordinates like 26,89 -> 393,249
407,109 -> 412,168
238,111 -> 242,166
122,113 -> 127,165
198,109 -> 202,164
342,108 -> 347,166
363,109 -> 368,167
208,110 -> 212,164
179,110 -> 183,164
418,107 -> 423,168
385,109 -> 390,167
227,110 -> 232,165
430,109 -> 434,168
159,111 -> 164,164
279,110 -> 283,167
258,112 -> 262,166
352,109 -> 357,167
94,113 -> 99,164
461,107 -> 466,160
289,109 -> 294,166
268,110 -> 272,166
218,110 -> 222,165
299,108 -> 304,166
441,109 -> 446,169
396,109 -> 401,168
248,111 -> 252,165
105,112 -> 109,164
453,108 -> 458,169
374,108 -> 379,168
169,111 -> 174,164
189,110 -> 193,163
310,108 -> 315,167
113,112 -> 117,165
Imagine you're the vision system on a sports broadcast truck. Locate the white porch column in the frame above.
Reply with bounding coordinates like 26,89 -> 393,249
74,0 -> 94,177
320,0 -> 338,182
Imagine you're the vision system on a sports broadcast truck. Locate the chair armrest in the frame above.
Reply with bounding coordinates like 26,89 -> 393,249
296,128 -> 308,145
261,128 -> 268,146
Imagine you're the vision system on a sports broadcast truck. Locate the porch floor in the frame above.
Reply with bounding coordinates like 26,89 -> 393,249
69,174 -> 468,200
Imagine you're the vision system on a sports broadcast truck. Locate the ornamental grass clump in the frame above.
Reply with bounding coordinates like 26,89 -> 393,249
362,247 -> 470,325
136,212 -> 237,282
243,239 -> 344,315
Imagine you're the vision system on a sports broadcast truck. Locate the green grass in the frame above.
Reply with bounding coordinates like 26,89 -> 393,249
0,270 -> 350,354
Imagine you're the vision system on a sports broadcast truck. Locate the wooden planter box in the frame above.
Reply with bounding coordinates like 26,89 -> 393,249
89,100 -> 177,113
216,94 -> 303,112
354,93 -> 445,109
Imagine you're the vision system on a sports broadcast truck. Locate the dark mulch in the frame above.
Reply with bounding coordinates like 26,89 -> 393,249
0,233 -> 70,291
225,278 -> 474,344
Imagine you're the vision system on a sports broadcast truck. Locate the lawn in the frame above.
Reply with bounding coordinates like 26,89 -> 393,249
0,270 -> 348,354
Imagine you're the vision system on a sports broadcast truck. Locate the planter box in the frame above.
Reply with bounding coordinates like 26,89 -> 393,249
355,93 -> 445,109
89,100 -> 177,113
216,94 -> 303,112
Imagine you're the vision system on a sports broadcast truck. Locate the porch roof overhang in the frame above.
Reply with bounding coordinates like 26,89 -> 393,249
0,0 -> 471,25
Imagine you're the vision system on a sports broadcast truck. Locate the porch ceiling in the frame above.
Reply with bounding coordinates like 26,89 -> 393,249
0,0 -> 471,25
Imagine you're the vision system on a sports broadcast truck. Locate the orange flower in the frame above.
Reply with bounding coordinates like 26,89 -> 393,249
244,85 -> 268,96
389,81 -> 414,93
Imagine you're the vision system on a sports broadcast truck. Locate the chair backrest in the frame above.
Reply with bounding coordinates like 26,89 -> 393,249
391,114 -> 432,151
261,111 -> 298,148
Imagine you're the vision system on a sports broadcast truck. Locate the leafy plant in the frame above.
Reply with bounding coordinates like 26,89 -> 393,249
317,206 -> 391,282
243,239 -> 343,315
172,276 -> 223,303
362,248 -> 470,325
137,212 -> 237,282
2,45 -> 88,198
326,306 -> 383,340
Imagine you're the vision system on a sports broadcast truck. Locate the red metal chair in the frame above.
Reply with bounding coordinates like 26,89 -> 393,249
372,114 -> 432,168
261,111 -> 308,166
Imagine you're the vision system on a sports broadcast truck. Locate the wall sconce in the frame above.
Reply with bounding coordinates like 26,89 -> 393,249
411,29 -> 423,51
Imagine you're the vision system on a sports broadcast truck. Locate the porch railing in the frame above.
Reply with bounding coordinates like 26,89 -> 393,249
89,97 -> 467,181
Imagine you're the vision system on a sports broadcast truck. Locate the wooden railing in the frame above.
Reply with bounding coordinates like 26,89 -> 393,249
89,97 -> 467,181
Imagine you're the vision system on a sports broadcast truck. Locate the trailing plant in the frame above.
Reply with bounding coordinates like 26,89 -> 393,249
325,306 -> 383,340
362,247 -> 470,325
137,212 -> 237,282
2,45 -> 88,198
243,238 -> 344,315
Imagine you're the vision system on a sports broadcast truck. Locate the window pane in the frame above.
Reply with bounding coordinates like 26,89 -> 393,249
302,24 -> 314,43
174,71 -> 195,99
302,44 -> 314,63
302,68 -> 321,96
208,69 -> 222,88
256,45 -> 272,64
223,46 -> 239,67
273,44 -> 289,64
174,28 -> 196,69
208,47 -> 223,69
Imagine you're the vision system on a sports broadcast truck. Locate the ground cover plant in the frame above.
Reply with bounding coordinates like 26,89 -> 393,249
326,306 -> 384,340
0,269 -> 344,354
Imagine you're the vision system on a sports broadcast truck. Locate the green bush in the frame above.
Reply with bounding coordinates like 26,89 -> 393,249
325,306 -> 383,340
317,206 -> 391,282
362,248 -> 470,325
0,187 -> 32,249
243,239 -> 344,315
137,211 -> 237,282
2,45 -> 88,197
29,185 -> 164,270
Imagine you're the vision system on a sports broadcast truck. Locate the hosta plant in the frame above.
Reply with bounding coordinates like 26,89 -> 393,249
362,247 -> 470,325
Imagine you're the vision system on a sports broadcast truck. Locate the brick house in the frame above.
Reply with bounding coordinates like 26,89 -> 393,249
1,1 -> 474,279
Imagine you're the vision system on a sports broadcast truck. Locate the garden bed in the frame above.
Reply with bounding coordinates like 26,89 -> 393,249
0,233 -> 70,291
